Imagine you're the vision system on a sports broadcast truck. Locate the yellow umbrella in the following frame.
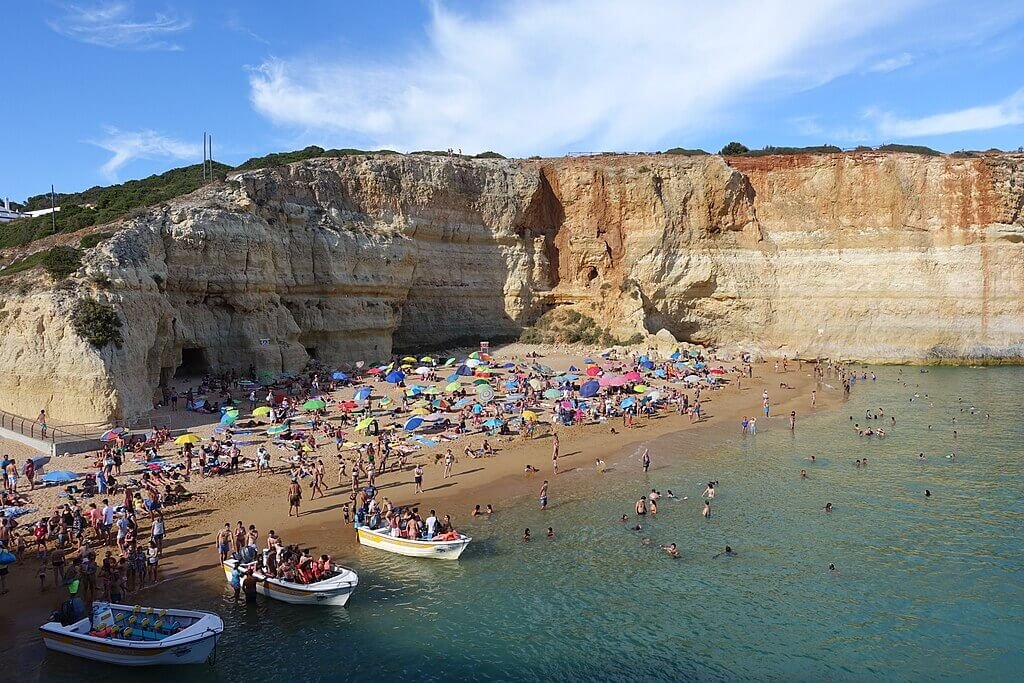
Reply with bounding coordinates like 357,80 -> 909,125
522,410 -> 539,422
411,399 -> 429,408
410,407 -> 430,416
379,397 -> 393,406
402,356 -> 417,363
634,385 -> 647,393
354,417 -> 374,431
445,381 -> 461,393
420,356 -> 434,363
252,406 -> 271,417
174,433 -> 201,445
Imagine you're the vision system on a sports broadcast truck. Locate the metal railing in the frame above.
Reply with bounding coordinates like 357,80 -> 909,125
0,408 -> 108,444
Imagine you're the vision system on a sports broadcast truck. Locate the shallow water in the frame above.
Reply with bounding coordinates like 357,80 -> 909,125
28,367 -> 1024,681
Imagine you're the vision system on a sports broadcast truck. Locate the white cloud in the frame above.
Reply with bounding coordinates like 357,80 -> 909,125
88,128 -> 201,179
874,89 -> 1024,137
49,2 -> 190,51
868,52 -> 914,72
249,0 -> 930,155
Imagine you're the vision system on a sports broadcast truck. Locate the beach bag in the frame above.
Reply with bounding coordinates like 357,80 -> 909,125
0,549 -> 15,565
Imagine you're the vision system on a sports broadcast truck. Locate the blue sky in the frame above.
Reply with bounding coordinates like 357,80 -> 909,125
3,0 -> 1024,201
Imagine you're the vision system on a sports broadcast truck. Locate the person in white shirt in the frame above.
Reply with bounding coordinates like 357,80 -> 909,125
425,510 -> 438,540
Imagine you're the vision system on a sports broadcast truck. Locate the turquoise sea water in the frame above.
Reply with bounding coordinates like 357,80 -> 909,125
29,367 -> 1024,681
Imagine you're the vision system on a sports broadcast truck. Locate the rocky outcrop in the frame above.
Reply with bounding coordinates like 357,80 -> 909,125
1,151 -> 1022,424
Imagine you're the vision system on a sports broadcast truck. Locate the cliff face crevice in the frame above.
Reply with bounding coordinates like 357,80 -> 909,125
1,151 -> 1022,424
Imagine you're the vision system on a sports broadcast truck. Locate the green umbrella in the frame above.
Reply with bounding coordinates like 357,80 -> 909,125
267,425 -> 289,435
303,399 -> 327,410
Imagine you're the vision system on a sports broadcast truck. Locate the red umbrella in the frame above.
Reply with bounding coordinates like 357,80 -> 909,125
624,371 -> 642,382
586,366 -> 602,377
367,368 -> 382,375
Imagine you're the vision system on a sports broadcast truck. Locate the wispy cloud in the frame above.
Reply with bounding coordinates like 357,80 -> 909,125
873,88 -> 1024,137
49,2 -> 190,51
226,11 -> 268,45
249,0 -> 934,155
868,52 -> 914,73
87,127 -> 201,179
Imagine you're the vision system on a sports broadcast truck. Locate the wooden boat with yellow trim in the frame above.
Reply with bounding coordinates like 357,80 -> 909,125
222,558 -> 358,606
356,526 -> 471,559
40,602 -> 223,666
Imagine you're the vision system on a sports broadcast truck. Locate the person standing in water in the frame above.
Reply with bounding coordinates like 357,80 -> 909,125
702,500 -> 712,518
539,480 -> 549,510
641,449 -> 651,473
703,482 -> 716,499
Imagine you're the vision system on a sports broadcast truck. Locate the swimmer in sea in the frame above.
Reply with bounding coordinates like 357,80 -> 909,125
829,563 -> 839,575
621,514 -> 629,522
918,453 -> 926,462
666,490 -> 677,499
823,502 -> 833,512
703,482 -> 716,499
632,524 -> 642,532
925,489 -> 931,497
800,469 -> 807,479
947,452 -> 956,460
635,498 -> 647,516
712,545 -> 737,558
547,527 -> 554,538
661,543 -> 679,558
523,528 -> 531,542
855,460 -> 861,467
702,501 -> 711,518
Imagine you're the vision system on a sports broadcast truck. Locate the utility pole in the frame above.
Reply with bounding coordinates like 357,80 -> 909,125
50,184 -> 56,234
202,132 -> 207,182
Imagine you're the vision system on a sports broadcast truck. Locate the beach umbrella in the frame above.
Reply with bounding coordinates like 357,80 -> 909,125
410,407 -> 430,416
639,360 -> 655,370
483,418 -> 503,429
472,378 -> 491,386
402,356 -> 417,363
385,371 -> 405,384
99,427 -> 124,442
379,397 -> 392,406
331,371 -> 349,381
710,368 -> 726,376
670,351 -> 681,360
366,367 -> 382,375
174,433 -> 201,445
580,380 -> 600,398
342,401 -> 357,410
456,365 -> 474,377
267,425 -> 289,435
252,406 -> 271,417
556,374 -> 578,383
415,366 -> 431,375
684,375 -> 700,384
404,417 -> 424,431
422,386 -> 440,395
468,351 -> 480,360
522,410 -> 539,422
303,399 -> 327,411
453,397 -> 472,409
624,371 -> 642,381
634,385 -> 647,393
220,412 -> 238,426
424,412 -> 445,422
673,362 -> 688,369
444,358 -> 457,366
40,470 -> 79,483
420,356 -> 434,363
620,397 -> 636,409
405,386 -> 423,397
528,379 -> 543,391
476,386 -> 496,402
543,388 -> 561,400
503,362 -> 516,369
354,417 -> 374,432
464,358 -> 482,369
445,381 -> 462,393
586,366 -> 602,376
504,380 -> 518,389
654,368 -> 667,378
354,387 -> 372,401
411,399 -> 429,408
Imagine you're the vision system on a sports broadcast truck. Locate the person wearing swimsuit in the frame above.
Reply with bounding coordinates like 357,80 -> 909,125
635,498 -> 647,516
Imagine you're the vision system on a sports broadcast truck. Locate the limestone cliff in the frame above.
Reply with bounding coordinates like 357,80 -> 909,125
1,151 -> 1022,424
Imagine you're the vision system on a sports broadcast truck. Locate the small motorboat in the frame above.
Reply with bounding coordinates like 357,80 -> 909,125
222,558 -> 358,606
40,602 -> 223,666
356,526 -> 471,560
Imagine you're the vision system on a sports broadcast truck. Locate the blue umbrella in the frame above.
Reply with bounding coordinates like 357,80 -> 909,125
505,393 -> 525,400
354,387 -> 372,401
670,351 -> 681,360
404,417 -> 424,431
446,373 -> 460,383
385,370 -> 405,384
504,380 -> 518,389
580,380 -> 600,398
483,418 -> 504,428
502,362 -> 516,369
620,397 -> 636,409
455,365 -> 474,377
41,470 -> 79,484
583,357 -> 594,364
654,368 -> 667,378
639,360 -> 654,370
452,397 -> 472,409
556,374 -> 578,383
332,371 -> 349,381
569,365 -> 579,372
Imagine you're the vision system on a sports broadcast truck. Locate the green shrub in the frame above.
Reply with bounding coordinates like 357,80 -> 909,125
473,151 -> 506,159
663,147 -> 709,156
41,246 -> 82,279
719,141 -> 749,155
877,143 -> 941,156
79,231 -> 114,249
71,298 -> 123,349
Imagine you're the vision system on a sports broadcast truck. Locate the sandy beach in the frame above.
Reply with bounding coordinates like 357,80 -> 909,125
0,343 -> 841,661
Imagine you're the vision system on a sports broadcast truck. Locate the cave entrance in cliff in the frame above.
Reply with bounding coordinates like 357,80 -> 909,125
305,347 -> 319,361
175,347 -> 211,378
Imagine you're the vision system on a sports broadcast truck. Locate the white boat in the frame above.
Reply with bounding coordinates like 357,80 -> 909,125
40,602 -> 223,666
222,558 -> 358,606
356,526 -> 472,560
